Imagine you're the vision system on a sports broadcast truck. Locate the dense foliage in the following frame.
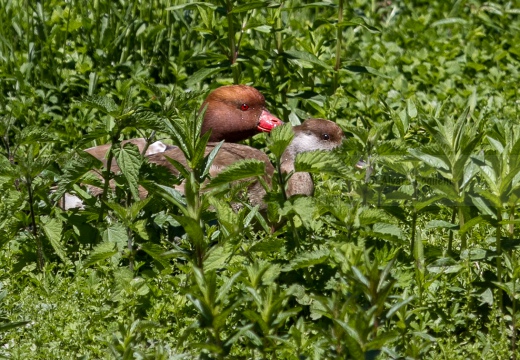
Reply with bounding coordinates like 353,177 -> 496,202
1,0 -> 520,358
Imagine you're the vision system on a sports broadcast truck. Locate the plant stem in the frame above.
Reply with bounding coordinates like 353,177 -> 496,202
27,177 -> 44,270
332,0 -> 344,93
448,210 -> 456,254
127,226 -> 134,272
225,0 -> 240,84
97,130 -> 121,222
275,5 -> 289,120
459,205 -> 466,250
410,178 -> 417,254
509,209 -> 516,358
496,211 -> 503,312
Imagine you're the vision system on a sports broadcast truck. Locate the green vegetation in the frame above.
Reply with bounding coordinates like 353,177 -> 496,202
1,0 -> 520,358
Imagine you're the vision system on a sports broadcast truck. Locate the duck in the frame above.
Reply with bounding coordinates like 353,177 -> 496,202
60,85 -> 282,210
145,118 -> 344,207
84,85 -> 283,162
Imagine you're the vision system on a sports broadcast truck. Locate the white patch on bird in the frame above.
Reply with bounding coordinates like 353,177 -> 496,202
62,193 -> 85,210
291,132 -> 335,154
145,141 -> 168,155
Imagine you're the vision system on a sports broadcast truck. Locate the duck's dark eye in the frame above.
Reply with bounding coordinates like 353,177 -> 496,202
322,133 -> 330,140
240,103 -> 249,111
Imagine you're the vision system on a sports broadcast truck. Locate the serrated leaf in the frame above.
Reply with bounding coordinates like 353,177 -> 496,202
201,141 -> 224,178
249,238 -> 286,253
102,222 -> 128,248
409,148 -> 450,171
52,151 -> 103,200
166,2 -> 217,11
284,248 -> 329,271
140,242 -> 170,268
279,197 -> 322,231
284,50 -> 331,70
172,215 -> 204,248
41,216 -> 67,263
113,142 -> 142,199
268,123 -> 294,159
17,126 -> 57,145
425,220 -> 458,230
294,150 -> 346,176
83,241 -> 119,267
205,159 -> 266,189
230,1 -> 269,13
344,65 -> 390,78
83,95 -> 118,114
372,222 -> 404,240
186,67 -> 224,88
132,219 -> 149,240
204,244 -> 232,271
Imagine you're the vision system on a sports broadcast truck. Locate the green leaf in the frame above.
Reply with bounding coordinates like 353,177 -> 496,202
344,65 -> 390,78
102,222 -> 128,248
113,142 -> 142,200
216,271 -> 241,304
372,222 -> 404,240
459,215 -> 486,236
140,242 -> 170,268
172,215 -> 204,248
425,220 -> 458,230
279,197 -> 322,231
294,150 -> 347,176
431,18 -> 467,27
0,320 -> 30,332
249,238 -> 286,253
41,216 -> 67,263
83,241 -> 119,267
284,50 -> 332,70
386,296 -> 415,319
201,141 -> 224,179
205,159 -> 266,189
53,151 -> 103,200
204,244 -> 232,271
230,1 -> 269,13
339,17 -> 381,33
409,148 -> 450,171
166,2 -> 217,11
186,67 -> 224,88
144,182 -> 188,216
83,95 -> 118,115
268,123 -> 294,159
407,98 -> 417,118
284,248 -> 329,271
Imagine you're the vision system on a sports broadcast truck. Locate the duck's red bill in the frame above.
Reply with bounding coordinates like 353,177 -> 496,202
257,110 -> 283,132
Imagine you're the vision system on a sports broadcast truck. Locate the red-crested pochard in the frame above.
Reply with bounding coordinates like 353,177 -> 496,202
60,85 -> 282,209
84,85 -> 283,162
64,119 -> 344,210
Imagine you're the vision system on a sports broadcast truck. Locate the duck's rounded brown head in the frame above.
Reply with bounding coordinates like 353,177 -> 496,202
200,85 -> 283,142
287,118 -> 345,156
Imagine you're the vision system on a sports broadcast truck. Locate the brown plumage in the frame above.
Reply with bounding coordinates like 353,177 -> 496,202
84,85 -> 282,163
144,119 -> 344,207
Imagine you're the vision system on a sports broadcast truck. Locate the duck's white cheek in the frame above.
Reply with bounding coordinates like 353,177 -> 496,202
293,134 -> 322,152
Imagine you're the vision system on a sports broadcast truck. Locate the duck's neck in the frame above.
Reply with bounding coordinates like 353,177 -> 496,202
280,144 -> 313,198
280,147 -> 296,174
